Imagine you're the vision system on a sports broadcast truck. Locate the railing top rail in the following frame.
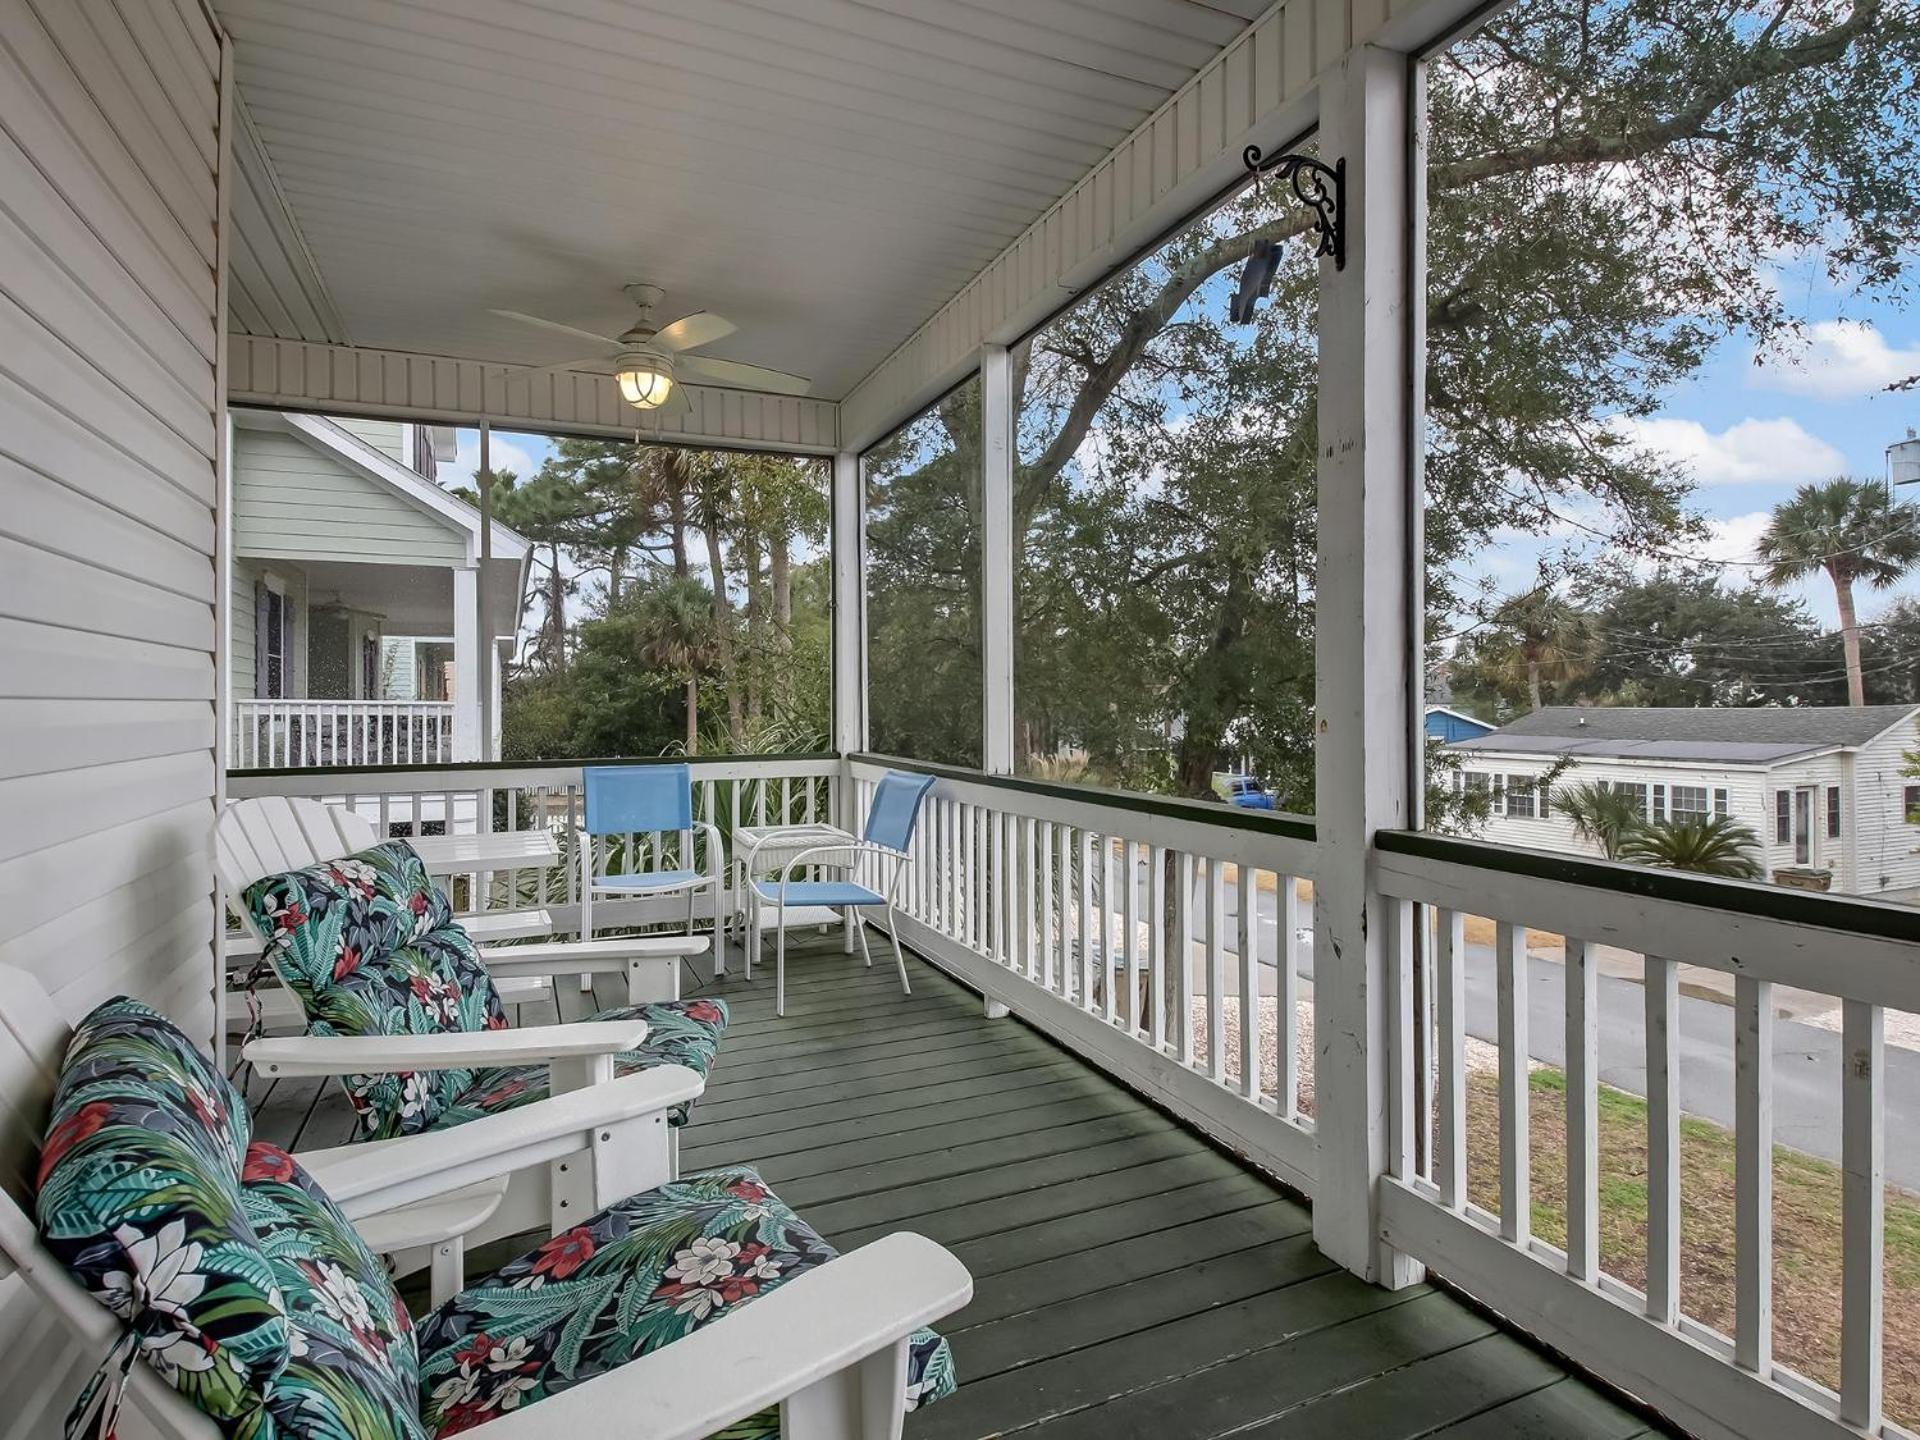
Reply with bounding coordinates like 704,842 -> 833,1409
849,751 -> 1317,844
1379,827 -> 1920,946
1378,828 -> 1920,1013
234,698 -> 458,708
228,753 -> 841,797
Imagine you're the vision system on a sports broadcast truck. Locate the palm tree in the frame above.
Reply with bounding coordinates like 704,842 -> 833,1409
1477,586 -> 1593,712
633,578 -> 722,754
1555,781 -> 1645,859
1618,816 -> 1764,880
1756,479 -> 1920,706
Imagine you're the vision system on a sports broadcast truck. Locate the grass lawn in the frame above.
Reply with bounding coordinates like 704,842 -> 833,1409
1462,1068 -> 1920,1424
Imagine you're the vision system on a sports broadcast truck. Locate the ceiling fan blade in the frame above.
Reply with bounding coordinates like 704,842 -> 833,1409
488,355 -> 614,381
677,354 -> 811,396
487,309 -> 624,350
652,312 -> 738,353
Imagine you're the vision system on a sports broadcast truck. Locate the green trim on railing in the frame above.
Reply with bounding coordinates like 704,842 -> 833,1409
1378,829 -> 1920,944
850,752 -> 1318,843
226,752 -> 839,781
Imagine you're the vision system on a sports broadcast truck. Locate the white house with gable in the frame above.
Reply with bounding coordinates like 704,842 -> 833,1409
1448,704 -> 1920,900
231,411 -> 531,772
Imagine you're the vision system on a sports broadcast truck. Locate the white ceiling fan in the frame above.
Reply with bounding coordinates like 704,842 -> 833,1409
488,283 -> 810,412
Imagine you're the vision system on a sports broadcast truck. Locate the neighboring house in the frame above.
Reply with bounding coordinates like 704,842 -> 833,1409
1448,705 -> 1920,899
231,412 -> 531,770
1425,705 -> 1495,744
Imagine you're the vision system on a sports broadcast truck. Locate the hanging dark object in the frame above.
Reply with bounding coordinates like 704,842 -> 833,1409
1230,145 -> 1345,323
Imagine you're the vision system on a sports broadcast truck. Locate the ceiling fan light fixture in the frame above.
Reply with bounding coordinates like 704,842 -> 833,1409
615,350 -> 675,409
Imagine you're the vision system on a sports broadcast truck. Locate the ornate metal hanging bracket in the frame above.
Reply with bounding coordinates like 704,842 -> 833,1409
1246,145 -> 1345,268
1230,145 -> 1345,322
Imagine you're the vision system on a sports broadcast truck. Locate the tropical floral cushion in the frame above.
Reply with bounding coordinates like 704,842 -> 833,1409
240,1142 -> 424,1438
36,997 -> 424,1436
414,1165 -> 956,1438
241,841 -> 511,1140
38,998 -> 274,1422
458,997 -> 730,1129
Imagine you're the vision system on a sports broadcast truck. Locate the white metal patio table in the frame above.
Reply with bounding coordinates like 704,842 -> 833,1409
732,821 -> 862,976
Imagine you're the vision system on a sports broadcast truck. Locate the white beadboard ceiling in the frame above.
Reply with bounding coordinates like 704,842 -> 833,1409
213,0 -> 1264,402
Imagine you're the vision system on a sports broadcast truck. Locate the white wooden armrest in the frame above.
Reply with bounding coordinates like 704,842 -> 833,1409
352,1177 -> 509,1253
299,1066 -> 705,1219
243,1019 -> 650,1077
479,937 -> 707,976
474,1233 -> 973,1440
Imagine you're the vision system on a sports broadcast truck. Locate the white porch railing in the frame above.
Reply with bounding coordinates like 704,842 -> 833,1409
1374,830 -> 1919,1440
226,752 -> 1920,1440
232,699 -> 456,768
847,755 -> 1321,1197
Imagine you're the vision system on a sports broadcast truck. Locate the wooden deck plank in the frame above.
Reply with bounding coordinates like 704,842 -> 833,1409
1421,1376 -> 1653,1439
285,931 -> 1669,1440
911,1273 -> 1423,1440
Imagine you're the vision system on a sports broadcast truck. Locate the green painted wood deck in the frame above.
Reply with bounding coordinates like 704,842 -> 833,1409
251,932 -> 1671,1440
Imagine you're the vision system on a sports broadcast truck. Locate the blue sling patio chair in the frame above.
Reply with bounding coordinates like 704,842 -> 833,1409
751,770 -> 937,1015
579,764 -> 726,951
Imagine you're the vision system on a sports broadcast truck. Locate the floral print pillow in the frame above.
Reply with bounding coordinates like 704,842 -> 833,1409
242,841 -> 511,1139
37,998 -> 294,1426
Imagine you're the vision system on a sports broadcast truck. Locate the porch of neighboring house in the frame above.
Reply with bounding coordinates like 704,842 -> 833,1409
252,930 -> 1662,1440
230,411 -> 529,771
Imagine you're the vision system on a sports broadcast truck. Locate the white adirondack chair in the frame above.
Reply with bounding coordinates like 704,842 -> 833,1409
0,965 -> 970,1440
215,796 -> 700,1011
213,796 -> 715,1245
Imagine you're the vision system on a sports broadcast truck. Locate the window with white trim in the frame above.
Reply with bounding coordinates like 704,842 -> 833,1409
1505,774 -> 1536,819
1669,785 -> 1709,823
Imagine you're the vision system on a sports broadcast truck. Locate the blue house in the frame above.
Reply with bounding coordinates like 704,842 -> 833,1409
1425,705 -> 1496,743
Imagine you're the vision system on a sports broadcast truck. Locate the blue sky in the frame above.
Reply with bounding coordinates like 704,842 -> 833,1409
1464,253 -> 1920,631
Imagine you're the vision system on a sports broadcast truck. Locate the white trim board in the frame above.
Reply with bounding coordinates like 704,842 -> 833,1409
228,336 -> 839,455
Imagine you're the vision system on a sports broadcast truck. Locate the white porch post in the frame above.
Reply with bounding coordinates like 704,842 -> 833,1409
980,343 -> 1015,775
1311,43 -> 1422,1287
452,567 -> 482,762
831,449 -> 867,759
477,421 -> 497,763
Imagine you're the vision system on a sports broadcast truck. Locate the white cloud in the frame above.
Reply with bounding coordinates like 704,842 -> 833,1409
1700,511 -> 1772,571
437,431 -> 540,492
1611,415 -> 1845,487
1750,320 -> 1920,400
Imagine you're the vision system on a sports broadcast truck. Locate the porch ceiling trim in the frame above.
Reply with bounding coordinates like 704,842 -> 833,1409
228,92 -> 347,346
228,336 -> 840,454
838,0 -> 1492,453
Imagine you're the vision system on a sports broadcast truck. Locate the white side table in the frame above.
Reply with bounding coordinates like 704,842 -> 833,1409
732,822 -> 861,977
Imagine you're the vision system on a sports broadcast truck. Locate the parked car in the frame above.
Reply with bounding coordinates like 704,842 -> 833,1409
1225,774 -> 1277,810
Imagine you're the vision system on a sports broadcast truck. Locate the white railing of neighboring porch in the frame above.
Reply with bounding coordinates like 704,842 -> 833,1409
232,699 -> 457,768
1374,830 -> 1919,1440
847,754 -> 1321,1197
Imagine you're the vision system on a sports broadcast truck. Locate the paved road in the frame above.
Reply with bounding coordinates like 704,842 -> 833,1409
1115,856 -> 1920,1187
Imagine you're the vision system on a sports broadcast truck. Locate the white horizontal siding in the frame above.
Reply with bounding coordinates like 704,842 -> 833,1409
234,426 -> 467,565
231,556 -> 257,695
1457,745 -> 1920,901
0,0 -> 220,1042
332,415 -> 405,462
228,336 -> 841,453
1847,723 -> 1920,899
